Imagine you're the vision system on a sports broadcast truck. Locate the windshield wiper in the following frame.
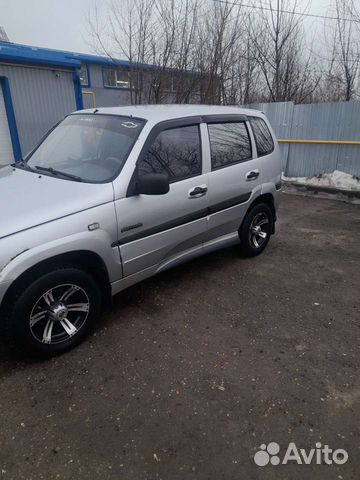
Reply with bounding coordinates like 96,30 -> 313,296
35,166 -> 82,182
11,161 -> 35,171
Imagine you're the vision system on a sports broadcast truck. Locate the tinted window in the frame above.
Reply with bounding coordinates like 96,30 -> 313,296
249,117 -> 274,156
208,122 -> 251,170
138,125 -> 201,182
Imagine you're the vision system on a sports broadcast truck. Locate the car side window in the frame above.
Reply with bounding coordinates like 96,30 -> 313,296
249,117 -> 274,157
207,122 -> 252,170
138,125 -> 201,183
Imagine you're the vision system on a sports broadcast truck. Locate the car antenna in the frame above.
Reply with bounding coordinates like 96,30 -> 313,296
93,108 -> 99,113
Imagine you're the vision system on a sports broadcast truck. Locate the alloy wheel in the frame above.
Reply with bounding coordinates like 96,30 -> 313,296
29,284 -> 90,345
248,212 -> 270,249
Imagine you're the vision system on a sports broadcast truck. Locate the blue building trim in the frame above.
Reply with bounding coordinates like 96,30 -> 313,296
73,69 -> 84,110
0,41 -> 157,70
0,50 -> 81,69
0,76 -> 22,161
0,41 -> 128,68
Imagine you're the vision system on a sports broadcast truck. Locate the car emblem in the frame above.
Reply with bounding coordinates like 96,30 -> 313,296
121,121 -> 139,128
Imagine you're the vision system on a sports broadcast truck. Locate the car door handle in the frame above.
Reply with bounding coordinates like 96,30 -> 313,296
246,169 -> 260,181
188,185 -> 208,198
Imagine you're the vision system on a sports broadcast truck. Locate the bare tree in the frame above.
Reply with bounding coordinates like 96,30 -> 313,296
194,2 -> 243,103
88,0 -> 359,106
222,16 -> 265,105
88,0 -> 204,104
250,0 -> 319,103
315,0 -> 360,101
333,0 -> 359,100
88,0 -> 254,105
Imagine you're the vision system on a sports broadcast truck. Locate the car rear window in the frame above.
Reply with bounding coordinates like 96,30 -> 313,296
249,117 -> 274,157
207,122 -> 252,170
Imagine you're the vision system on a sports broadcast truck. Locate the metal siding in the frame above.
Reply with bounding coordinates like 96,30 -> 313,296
288,103 -> 335,176
245,101 -> 294,172
0,64 -> 78,156
245,101 -> 360,177
0,82 -> 14,164
335,102 -> 360,175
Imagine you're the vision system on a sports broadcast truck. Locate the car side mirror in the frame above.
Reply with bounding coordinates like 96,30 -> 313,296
136,173 -> 170,195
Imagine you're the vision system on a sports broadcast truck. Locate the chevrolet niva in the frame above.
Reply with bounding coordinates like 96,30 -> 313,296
0,105 -> 281,354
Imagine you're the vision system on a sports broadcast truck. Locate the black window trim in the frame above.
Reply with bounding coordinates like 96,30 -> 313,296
248,115 -> 275,157
207,120 -> 253,172
202,114 -> 248,124
127,116 -> 203,197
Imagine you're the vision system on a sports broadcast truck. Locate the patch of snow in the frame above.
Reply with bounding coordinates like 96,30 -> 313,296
282,170 -> 360,191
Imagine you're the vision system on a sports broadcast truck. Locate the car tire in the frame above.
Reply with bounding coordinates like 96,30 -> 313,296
239,203 -> 274,257
7,267 -> 101,356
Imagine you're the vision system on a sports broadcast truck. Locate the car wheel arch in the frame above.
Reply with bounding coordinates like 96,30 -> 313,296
242,193 -> 276,233
0,250 -> 111,319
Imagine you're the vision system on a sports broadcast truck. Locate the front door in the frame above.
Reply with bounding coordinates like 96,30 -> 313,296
114,122 -> 209,277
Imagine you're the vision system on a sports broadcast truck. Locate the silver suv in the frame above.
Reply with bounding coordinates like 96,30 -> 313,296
0,105 -> 281,355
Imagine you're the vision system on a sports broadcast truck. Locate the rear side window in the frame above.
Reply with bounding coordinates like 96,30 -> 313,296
249,117 -> 274,156
138,125 -> 201,182
208,122 -> 252,170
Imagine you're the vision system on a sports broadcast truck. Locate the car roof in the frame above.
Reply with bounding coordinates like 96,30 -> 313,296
76,104 -> 263,123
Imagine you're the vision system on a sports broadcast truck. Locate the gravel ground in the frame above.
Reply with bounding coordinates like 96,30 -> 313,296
0,193 -> 359,480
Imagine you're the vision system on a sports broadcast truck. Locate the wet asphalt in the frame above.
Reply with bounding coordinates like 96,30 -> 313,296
0,193 -> 359,480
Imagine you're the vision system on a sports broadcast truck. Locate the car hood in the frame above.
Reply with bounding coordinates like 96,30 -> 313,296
0,165 -> 114,239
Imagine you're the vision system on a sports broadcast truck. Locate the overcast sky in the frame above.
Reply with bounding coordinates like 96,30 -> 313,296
1,0 -> 333,56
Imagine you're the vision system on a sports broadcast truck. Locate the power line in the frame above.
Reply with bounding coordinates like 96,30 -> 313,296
310,48 -> 360,63
209,0 -> 360,23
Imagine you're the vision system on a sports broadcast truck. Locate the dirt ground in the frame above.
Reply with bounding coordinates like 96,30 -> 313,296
0,193 -> 359,480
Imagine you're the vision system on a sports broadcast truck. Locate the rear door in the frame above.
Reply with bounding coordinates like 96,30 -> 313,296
203,115 -> 262,242
248,115 -> 279,189
114,119 -> 209,277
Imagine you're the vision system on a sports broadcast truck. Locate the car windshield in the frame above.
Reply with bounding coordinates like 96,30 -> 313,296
26,114 -> 145,182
